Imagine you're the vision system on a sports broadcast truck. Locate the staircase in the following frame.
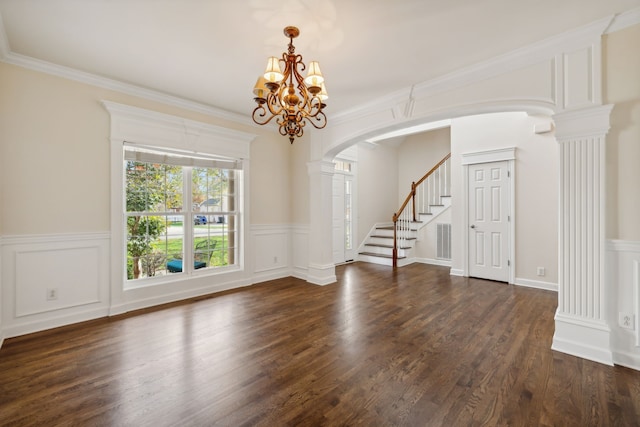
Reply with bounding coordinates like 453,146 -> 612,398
358,153 -> 451,267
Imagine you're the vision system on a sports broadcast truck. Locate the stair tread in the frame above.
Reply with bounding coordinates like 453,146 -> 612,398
370,235 -> 394,239
430,204 -> 445,207
359,252 -> 406,259
365,243 -> 411,249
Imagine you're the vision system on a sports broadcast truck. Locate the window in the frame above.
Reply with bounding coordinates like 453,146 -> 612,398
124,146 -> 241,283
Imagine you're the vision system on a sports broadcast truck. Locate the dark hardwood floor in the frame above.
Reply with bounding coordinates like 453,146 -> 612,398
1,263 -> 639,426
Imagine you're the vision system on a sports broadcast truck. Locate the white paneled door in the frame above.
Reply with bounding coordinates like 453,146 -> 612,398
468,161 -> 510,282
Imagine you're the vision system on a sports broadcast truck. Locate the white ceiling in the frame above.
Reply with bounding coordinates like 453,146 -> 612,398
1,0 -> 639,119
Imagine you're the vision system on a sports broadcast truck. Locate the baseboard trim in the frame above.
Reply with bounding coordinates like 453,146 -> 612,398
552,312 -> 613,366
251,269 -> 292,285
413,257 -> 452,267
613,349 -> 640,371
120,278 -> 252,314
450,268 -> 465,277
3,307 -> 110,339
514,277 -> 558,292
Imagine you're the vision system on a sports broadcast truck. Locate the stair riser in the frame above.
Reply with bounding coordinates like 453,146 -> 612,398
374,229 -> 394,238
358,254 -> 394,266
363,246 -> 407,257
368,236 -> 394,245
363,246 -> 394,256
376,229 -> 418,238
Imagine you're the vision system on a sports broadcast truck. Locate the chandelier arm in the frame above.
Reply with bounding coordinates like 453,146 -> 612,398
252,104 -> 276,125
307,111 -> 327,129
265,92 -> 285,116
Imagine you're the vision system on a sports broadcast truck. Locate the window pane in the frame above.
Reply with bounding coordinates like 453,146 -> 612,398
193,213 -> 237,269
126,161 -> 183,213
127,215 -> 182,279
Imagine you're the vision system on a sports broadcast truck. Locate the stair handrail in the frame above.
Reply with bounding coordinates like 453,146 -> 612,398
392,152 -> 451,267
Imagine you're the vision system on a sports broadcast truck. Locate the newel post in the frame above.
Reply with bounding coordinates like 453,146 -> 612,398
411,181 -> 417,222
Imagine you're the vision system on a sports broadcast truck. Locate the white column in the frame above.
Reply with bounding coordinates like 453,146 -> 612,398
307,160 -> 337,285
552,104 -> 614,365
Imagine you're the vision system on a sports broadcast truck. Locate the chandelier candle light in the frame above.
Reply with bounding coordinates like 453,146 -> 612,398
252,26 -> 328,143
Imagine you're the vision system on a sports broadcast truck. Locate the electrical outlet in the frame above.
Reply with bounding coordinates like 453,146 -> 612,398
536,267 -> 545,276
619,312 -> 634,330
46,288 -> 58,301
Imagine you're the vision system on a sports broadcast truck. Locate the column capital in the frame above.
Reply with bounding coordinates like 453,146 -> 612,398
553,104 -> 614,141
307,160 -> 336,176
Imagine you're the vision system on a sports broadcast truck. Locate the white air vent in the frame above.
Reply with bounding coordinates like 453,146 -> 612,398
437,223 -> 451,260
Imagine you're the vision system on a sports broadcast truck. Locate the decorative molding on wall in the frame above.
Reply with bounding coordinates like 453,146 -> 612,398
0,8 -> 249,126
251,224 -> 291,283
606,239 -> 640,367
605,7 -> 640,34
102,101 -> 255,158
331,12 -> 620,128
607,239 -> 640,253
514,278 -> 558,292
291,225 -> 309,281
1,233 -> 110,339
461,147 -> 516,165
554,104 -> 614,140
631,259 -> 640,348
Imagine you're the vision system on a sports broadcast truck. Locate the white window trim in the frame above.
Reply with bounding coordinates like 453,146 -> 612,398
103,101 -> 256,314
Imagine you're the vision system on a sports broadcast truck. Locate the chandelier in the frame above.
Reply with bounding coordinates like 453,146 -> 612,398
252,26 -> 328,144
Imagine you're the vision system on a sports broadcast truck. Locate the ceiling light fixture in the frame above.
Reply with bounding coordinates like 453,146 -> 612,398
252,26 -> 328,144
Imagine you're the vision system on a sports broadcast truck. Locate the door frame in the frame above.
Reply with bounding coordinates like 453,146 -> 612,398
462,147 -> 516,284
332,158 -> 357,265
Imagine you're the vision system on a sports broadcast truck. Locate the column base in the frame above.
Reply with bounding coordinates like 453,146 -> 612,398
552,311 -> 613,365
307,263 -> 337,286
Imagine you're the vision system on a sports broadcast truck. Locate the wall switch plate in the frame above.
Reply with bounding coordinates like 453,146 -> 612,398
619,313 -> 635,330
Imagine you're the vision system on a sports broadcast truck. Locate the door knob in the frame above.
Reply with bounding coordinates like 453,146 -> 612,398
470,225 -> 476,229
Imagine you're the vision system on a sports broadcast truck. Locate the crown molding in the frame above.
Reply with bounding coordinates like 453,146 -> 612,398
1,51 -> 252,125
605,6 -> 640,33
1,7 -> 638,127
0,8 -> 251,127
331,12 -> 627,128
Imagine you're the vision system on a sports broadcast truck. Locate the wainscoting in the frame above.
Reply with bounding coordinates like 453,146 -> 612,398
1,233 -> 110,339
0,226 -> 311,343
252,224 -> 300,283
607,239 -> 640,370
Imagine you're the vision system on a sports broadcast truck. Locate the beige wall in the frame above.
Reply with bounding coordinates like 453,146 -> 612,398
604,23 -> 640,241
0,62 -> 291,235
451,112 -> 558,284
290,135 -> 310,225
356,143 -> 398,245
397,127 -> 451,205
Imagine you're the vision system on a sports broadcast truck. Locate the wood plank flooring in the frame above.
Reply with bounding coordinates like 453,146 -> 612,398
1,263 -> 639,426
